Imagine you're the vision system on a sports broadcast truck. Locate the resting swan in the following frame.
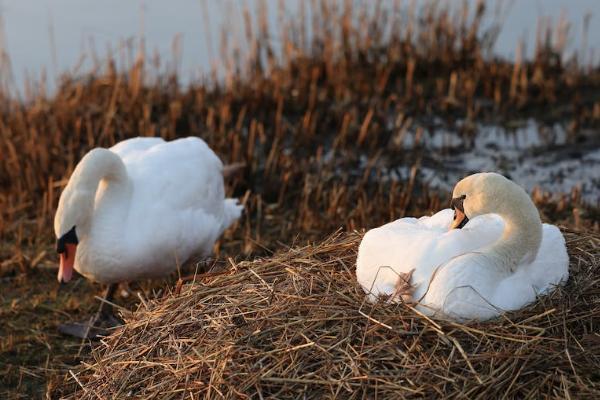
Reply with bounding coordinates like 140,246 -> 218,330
54,136 -> 242,337
356,172 -> 569,320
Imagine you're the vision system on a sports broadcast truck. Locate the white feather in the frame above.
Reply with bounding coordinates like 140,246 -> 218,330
356,209 -> 569,320
55,137 -> 243,284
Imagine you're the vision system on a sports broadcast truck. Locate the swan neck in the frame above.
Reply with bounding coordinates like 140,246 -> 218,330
78,149 -> 128,189
486,200 -> 542,270
66,148 -> 130,235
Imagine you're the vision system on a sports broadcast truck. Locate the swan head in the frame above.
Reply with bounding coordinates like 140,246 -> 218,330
449,172 -> 536,230
54,185 -> 92,283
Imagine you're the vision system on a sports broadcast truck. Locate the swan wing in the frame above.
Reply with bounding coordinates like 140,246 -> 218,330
492,224 -> 569,310
117,137 -> 241,274
119,137 -> 226,211
110,137 -> 166,159
356,209 -> 504,300
423,224 -> 569,320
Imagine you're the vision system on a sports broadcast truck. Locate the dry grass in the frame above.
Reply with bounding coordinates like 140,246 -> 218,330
58,229 -> 600,399
1,0 -> 599,398
1,0 -> 599,253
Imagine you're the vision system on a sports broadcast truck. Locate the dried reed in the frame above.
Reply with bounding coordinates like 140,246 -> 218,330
60,229 -> 599,398
1,0 -> 598,258
2,0 -> 599,397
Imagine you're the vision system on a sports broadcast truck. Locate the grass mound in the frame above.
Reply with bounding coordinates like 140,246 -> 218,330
63,229 -> 599,398
2,0 -> 599,396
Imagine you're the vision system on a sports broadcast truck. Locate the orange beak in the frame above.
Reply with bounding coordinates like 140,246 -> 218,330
450,208 -> 469,230
58,243 -> 77,283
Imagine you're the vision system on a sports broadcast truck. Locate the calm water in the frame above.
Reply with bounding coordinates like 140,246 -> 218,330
1,0 -> 599,93
390,121 -> 600,204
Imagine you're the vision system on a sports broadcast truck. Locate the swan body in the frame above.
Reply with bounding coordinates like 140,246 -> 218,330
356,173 -> 569,320
54,137 -> 242,284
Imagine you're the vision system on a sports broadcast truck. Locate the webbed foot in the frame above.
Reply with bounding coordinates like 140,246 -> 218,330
58,314 -> 123,340
58,312 -> 123,339
59,284 -> 122,339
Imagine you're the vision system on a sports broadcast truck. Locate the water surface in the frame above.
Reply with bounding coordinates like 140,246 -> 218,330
1,0 -> 598,93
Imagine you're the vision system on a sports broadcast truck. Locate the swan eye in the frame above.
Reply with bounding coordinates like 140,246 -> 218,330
56,226 -> 78,253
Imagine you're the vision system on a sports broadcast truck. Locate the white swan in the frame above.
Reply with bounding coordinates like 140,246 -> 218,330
356,172 -> 569,321
54,136 -> 242,336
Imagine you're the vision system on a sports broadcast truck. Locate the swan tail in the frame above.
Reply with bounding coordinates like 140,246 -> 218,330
221,198 -> 243,231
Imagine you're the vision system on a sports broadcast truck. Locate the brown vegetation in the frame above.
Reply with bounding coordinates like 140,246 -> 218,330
1,0 -> 599,398
61,230 -> 600,398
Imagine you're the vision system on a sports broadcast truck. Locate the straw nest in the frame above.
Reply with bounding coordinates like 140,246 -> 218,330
64,229 -> 599,399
